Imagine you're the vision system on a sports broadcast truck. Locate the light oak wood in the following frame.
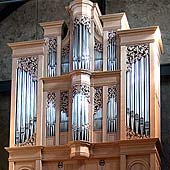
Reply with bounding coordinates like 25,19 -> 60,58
6,0 -> 163,169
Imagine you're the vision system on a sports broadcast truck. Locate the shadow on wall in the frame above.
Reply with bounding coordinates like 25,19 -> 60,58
0,91 -> 10,170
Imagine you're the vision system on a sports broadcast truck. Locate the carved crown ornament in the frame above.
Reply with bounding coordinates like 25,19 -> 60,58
15,133 -> 36,147
47,92 -> 56,107
94,87 -> 103,114
44,37 -> 57,52
108,87 -> 117,102
94,39 -> 103,52
62,42 -> 70,57
72,83 -> 90,103
126,44 -> 149,70
17,56 -> 38,81
73,15 -> 91,33
107,31 -> 116,45
126,127 -> 150,140
60,91 -> 69,116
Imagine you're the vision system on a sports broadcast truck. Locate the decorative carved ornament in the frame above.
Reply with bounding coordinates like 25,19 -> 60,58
72,84 -> 90,102
107,31 -> 116,45
126,127 -> 150,140
45,37 -> 57,52
94,39 -> 103,52
60,91 -> 69,115
47,92 -> 56,107
17,56 -> 38,80
108,87 -> 117,102
126,44 -> 149,70
62,43 -> 70,57
58,162 -> 63,169
99,160 -> 105,167
94,87 -> 103,114
127,159 -> 150,170
15,133 -> 36,147
74,15 -> 91,33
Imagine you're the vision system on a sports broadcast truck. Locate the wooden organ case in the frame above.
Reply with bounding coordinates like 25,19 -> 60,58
6,0 -> 163,170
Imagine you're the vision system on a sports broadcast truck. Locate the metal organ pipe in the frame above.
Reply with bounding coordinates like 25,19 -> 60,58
94,39 -> 103,71
126,44 -> 150,138
47,38 -> 57,77
107,32 -> 117,71
73,16 -> 91,70
61,43 -> 70,75
15,57 -> 38,145
46,92 -> 56,137
72,84 -> 90,141
107,88 -> 118,133
93,87 -> 103,131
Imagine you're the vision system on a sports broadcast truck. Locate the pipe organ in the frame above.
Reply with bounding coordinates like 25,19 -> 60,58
73,16 -> 91,70
126,44 -> 150,138
7,0 -> 163,170
60,91 -> 69,132
46,92 -> 56,137
94,39 -> 103,71
61,43 -> 70,75
46,38 -> 57,77
107,32 -> 118,71
15,56 -> 38,146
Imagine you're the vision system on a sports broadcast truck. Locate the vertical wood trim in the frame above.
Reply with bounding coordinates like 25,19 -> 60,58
10,58 -> 17,147
90,86 -> 94,143
44,43 -> 48,77
120,154 -> 126,170
150,153 -> 156,170
57,36 -> 62,76
90,20 -> 94,71
120,46 -> 126,140
35,159 -> 42,170
103,86 -> 107,142
36,55 -> 44,146
68,89 -> 72,142
9,161 -> 14,170
69,15 -> 74,72
103,31 -> 107,71
42,92 -> 47,146
55,90 -> 60,145
149,43 -> 156,138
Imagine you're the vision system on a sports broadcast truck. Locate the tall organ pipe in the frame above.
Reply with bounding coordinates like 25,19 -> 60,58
94,39 -> 103,71
107,88 -> 118,133
47,38 -> 57,77
126,44 -> 150,137
72,84 -> 90,141
107,32 -> 117,71
73,16 -> 91,70
15,57 -> 38,145
46,92 -> 56,137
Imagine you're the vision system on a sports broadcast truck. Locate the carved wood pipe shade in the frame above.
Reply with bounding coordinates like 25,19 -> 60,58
6,0 -> 163,170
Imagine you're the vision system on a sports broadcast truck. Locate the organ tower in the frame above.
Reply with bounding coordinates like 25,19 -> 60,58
6,0 -> 163,170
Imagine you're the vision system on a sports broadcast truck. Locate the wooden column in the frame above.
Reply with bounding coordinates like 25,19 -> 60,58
119,46 -> 127,140
90,87 -> 94,143
103,86 -> 107,142
36,55 -> 45,146
120,154 -> 126,170
55,90 -> 60,145
42,92 -> 47,146
9,58 -> 17,147
68,89 -> 73,142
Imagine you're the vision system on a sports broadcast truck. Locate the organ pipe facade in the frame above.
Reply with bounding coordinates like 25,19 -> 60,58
7,0 -> 163,170
15,56 -> 38,146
